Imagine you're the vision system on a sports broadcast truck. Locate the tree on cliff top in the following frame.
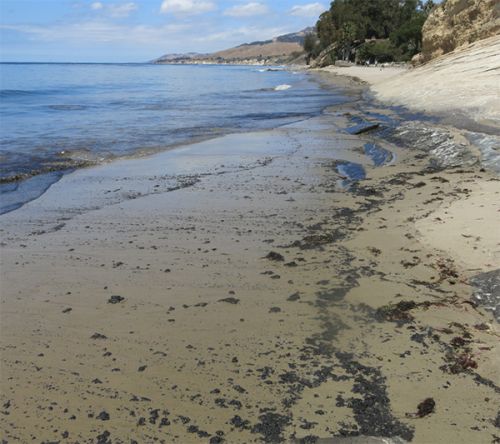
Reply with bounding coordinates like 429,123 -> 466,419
303,0 -> 436,63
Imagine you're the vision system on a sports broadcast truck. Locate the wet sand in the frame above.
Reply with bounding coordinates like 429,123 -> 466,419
1,79 -> 499,443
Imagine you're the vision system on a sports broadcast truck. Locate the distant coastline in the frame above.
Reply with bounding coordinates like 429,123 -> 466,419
151,28 -> 311,67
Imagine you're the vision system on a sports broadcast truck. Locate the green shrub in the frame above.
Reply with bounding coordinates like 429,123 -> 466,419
357,40 -> 402,63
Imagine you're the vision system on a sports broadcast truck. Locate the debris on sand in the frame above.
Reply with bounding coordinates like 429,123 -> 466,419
265,251 -> 285,261
376,300 -> 417,323
435,258 -> 459,282
443,353 -> 478,374
251,411 -> 291,443
218,297 -> 240,304
287,292 -> 301,302
90,332 -> 107,340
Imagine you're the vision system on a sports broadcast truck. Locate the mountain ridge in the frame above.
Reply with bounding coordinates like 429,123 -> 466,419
152,28 -> 313,65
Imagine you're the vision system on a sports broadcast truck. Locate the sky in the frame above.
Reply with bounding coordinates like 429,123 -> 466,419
0,0 -> 328,62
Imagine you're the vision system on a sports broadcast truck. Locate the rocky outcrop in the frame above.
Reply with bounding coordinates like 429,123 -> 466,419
309,43 -> 338,68
422,0 -> 499,62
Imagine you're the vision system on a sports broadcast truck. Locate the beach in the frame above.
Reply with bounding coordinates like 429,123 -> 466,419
318,35 -> 500,133
1,63 -> 499,444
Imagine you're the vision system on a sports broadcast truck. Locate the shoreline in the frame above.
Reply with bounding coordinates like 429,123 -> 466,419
0,66 -> 350,216
1,69 -> 499,442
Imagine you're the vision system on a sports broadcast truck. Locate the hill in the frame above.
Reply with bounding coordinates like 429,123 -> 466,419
152,28 -> 312,65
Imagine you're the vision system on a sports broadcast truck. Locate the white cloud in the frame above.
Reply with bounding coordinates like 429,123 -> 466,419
0,21 -> 190,45
1,20 -> 291,54
224,2 -> 269,17
290,3 -> 325,17
89,2 -> 138,18
160,0 -> 215,15
198,25 -> 286,43
108,2 -> 138,17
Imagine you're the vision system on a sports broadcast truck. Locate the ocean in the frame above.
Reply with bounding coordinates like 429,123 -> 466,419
0,63 -> 346,214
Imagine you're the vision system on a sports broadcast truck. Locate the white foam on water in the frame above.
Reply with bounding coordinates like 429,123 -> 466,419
274,84 -> 291,91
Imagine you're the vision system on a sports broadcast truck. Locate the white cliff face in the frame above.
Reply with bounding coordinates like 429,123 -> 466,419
422,0 -> 500,62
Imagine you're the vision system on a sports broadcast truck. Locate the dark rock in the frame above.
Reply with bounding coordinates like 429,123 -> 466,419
215,398 -> 227,408
96,411 -> 110,421
218,297 -> 240,304
149,409 -> 160,424
470,269 -> 500,322
265,251 -> 285,261
90,332 -> 107,340
96,430 -> 111,444
233,384 -> 246,393
228,399 -> 242,409
230,415 -> 251,429
187,425 -> 210,438
417,398 -> 436,417
108,295 -> 125,304
351,123 -> 380,135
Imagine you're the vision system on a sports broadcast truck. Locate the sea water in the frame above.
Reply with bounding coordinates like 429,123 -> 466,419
0,63 -> 346,213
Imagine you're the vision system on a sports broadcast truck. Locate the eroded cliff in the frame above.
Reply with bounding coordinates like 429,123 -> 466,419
422,0 -> 499,62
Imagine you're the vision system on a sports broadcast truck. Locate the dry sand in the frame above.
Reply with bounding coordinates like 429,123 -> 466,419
1,69 -> 499,443
317,65 -> 407,86
416,180 -> 500,273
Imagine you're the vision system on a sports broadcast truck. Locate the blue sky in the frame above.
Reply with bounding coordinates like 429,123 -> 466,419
0,0 -> 327,62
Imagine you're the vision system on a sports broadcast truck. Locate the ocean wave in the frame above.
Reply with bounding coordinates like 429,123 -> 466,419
232,111 -> 306,121
256,68 -> 284,73
0,88 -> 60,98
48,104 -> 87,111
